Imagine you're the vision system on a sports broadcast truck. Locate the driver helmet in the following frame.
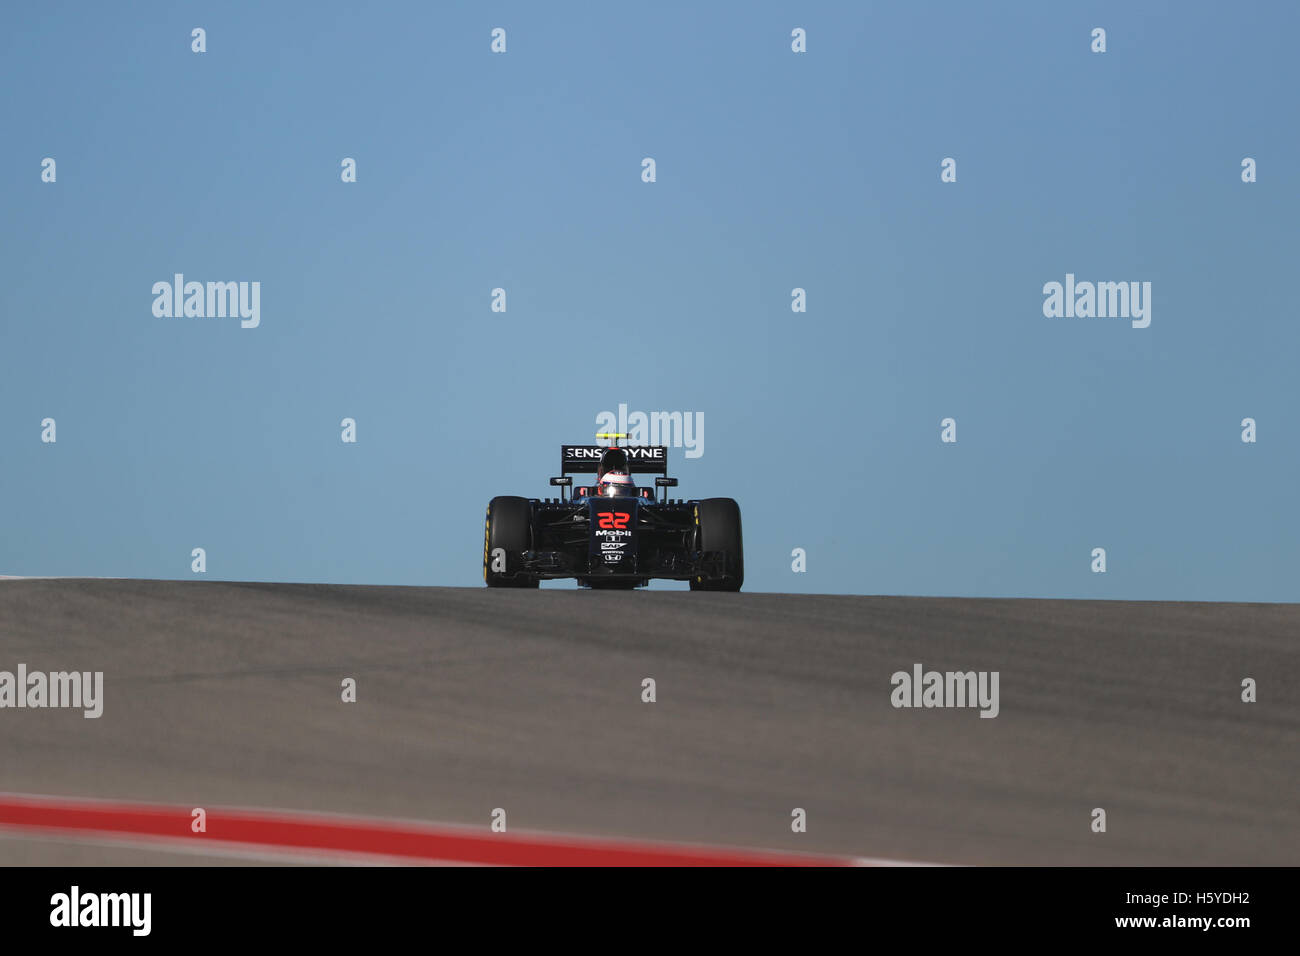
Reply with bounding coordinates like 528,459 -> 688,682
596,447 -> 636,496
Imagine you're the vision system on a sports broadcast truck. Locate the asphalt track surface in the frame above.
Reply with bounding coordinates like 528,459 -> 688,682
0,579 -> 1296,865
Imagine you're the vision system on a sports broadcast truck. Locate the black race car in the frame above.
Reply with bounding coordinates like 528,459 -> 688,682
483,436 -> 743,590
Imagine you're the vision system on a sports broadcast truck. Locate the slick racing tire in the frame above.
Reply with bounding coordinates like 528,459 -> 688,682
484,496 -> 539,588
690,497 -> 744,592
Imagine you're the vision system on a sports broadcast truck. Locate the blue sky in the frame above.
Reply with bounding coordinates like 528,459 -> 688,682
2,2 -> 1297,600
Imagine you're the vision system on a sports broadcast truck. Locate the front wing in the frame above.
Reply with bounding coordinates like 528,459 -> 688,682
517,498 -> 727,584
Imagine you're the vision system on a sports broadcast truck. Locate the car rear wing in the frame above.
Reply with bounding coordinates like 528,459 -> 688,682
560,444 -> 669,475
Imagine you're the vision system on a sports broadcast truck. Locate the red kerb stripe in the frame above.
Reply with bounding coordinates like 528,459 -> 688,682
0,794 -> 851,866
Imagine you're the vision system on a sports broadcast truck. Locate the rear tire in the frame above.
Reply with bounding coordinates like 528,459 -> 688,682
484,496 -> 539,588
690,497 -> 743,592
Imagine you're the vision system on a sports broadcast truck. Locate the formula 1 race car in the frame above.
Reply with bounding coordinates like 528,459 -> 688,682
483,435 -> 743,590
